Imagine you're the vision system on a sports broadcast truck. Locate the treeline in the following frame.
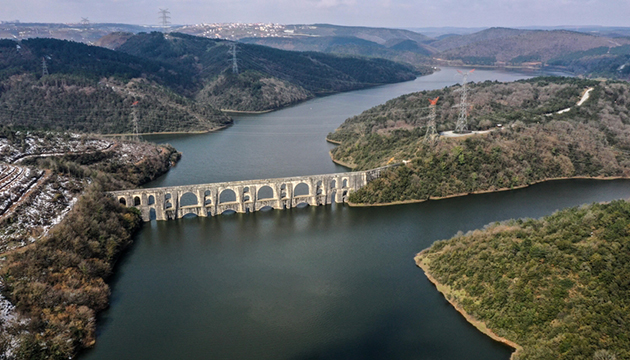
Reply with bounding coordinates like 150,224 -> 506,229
196,72 -> 311,111
325,77 -> 630,204
349,122 -> 625,204
417,200 -> 630,360
0,130 -> 181,358
117,32 -> 420,111
240,36 -> 435,73
0,74 -> 232,134
0,38 -> 190,90
329,76 -> 595,150
437,29 -> 630,65
1,184 -> 141,360
1,34 -> 421,125
117,32 -> 420,93
547,46 -> 630,80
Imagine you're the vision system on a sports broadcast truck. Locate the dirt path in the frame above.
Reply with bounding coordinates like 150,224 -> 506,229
11,142 -> 117,164
549,87 -> 594,115
0,170 -> 51,221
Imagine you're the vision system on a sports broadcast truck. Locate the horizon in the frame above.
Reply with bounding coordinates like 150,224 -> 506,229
1,21 -> 629,32
1,0 -> 628,29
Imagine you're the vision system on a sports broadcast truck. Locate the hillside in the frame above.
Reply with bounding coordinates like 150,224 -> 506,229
416,200 -> 630,360
327,77 -> 630,204
0,38 -> 231,134
437,30 -> 630,65
547,46 -> 630,81
0,129 -> 181,358
273,23 -> 432,45
117,32 -> 420,111
0,22 -> 151,44
239,36 -> 434,69
429,27 -> 529,52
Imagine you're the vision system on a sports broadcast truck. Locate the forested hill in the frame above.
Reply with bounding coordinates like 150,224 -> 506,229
0,38 -> 231,134
116,32 -> 420,111
416,200 -> 630,360
328,77 -> 630,204
430,28 -> 630,79
438,29 -> 630,64
239,36 -> 434,69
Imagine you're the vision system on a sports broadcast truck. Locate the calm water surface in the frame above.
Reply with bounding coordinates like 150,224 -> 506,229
82,68 -> 629,360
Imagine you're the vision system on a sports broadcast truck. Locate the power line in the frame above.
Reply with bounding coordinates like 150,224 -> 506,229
41,57 -> 48,76
455,69 -> 474,134
228,43 -> 239,75
131,101 -> 140,140
424,97 -> 439,144
158,8 -> 171,30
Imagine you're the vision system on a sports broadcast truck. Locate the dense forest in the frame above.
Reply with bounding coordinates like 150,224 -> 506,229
0,34 -> 422,126
116,32 -> 421,111
0,38 -> 231,134
239,36 -> 434,69
438,30 -> 629,64
547,45 -> 630,80
416,200 -> 630,360
326,77 -> 630,204
425,28 -> 630,80
0,129 -> 181,359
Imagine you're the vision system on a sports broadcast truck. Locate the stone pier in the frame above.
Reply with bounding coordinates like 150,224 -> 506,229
109,166 -> 393,221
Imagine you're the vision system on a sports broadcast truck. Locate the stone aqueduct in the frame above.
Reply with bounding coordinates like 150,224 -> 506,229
110,167 -> 392,221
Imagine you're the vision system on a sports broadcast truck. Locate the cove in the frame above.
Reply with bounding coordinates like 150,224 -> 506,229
80,68 -> 628,360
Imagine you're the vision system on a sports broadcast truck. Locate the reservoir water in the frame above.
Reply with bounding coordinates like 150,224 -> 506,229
82,68 -> 630,360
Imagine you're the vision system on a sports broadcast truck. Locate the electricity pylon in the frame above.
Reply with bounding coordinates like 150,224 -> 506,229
424,97 -> 440,144
158,9 -> 171,30
228,43 -> 239,74
455,69 -> 474,134
131,100 -> 140,140
41,57 -> 49,76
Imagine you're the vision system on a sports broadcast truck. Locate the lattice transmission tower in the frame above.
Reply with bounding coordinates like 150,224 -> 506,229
158,9 -> 171,30
424,97 -> 440,144
81,17 -> 90,27
131,100 -> 140,140
228,43 -> 239,74
41,57 -> 49,76
455,69 -> 475,134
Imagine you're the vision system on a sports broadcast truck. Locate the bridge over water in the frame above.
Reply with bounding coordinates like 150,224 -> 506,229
110,166 -> 393,221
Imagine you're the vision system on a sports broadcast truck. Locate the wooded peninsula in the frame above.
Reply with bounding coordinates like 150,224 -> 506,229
416,200 -> 629,360
327,77 -> 630,205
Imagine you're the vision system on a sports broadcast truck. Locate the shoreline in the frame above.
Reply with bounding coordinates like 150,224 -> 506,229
414,253 -> 523,359
220,73 -> 436,117
325,137 -> 343,145
328,150 -> 630,207
221,109 -> 274,115
348,175 -> 628,207
102,124 -> 230,137
328,150 -> 357,169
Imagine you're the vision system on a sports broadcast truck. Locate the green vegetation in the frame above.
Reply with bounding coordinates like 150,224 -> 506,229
438,29 -> 630,64
430,28 -> 630,79
0,129 -> 181,359
326,77 -> 630,204
0,33 -> 422,128
2,184 -> 141,360
547,46 -> 630,80
416,200 -> 630,360
0,38 -> 231,134
117,32 -> 420,111
0,74 -> 231,134
239,36 -> 435,70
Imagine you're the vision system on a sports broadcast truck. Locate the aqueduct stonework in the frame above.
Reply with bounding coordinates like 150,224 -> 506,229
109,166 -> 393,221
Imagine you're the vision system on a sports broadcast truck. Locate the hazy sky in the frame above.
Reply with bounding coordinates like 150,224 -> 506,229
1,0 -> 629,28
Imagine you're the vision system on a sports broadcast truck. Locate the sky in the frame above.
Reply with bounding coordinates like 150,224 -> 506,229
1,0 -> 629,28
